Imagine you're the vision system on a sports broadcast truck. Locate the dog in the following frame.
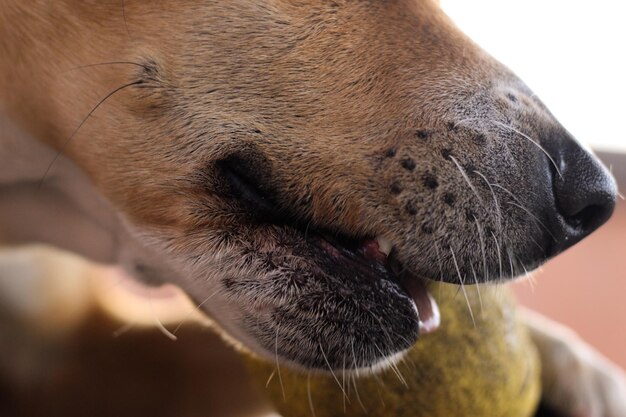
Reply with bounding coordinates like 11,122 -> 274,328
1,1 -> 625,416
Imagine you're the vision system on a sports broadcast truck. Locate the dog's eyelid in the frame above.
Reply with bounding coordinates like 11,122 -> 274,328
217,157 -> 279,220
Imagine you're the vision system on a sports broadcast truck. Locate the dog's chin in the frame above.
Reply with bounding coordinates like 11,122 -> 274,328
203,223 -> 446,372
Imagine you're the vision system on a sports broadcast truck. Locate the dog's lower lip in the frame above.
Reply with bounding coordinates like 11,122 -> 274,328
316,233 -> 441,334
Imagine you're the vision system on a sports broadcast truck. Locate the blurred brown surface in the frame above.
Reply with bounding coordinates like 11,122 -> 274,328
0,247 -> 274,417
514,200 -> 626,369
0,310 -> 272,417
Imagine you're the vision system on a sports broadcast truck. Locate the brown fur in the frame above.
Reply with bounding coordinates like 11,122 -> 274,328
1,0 -> 558,283
0,1 -> 525,225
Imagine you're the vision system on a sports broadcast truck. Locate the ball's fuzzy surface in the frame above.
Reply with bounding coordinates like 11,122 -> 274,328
248,284 -> 540,417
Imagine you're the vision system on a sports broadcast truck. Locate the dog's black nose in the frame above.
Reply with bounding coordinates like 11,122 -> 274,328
544,134 -> 617,255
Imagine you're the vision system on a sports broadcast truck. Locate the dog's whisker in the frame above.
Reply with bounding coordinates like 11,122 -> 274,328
506,201 -> 557,241
452,116 -> 482,130
388,358 -> 408,388
453,117 -> 516,169
506,247 -> 516,278
366,309 -> 411,380
372,343 -> 408,388
450,247 -> 476,328
265,369 -> 277,388
398,346 -> 417,371
346,358 -> 352,396
473,217 -> 489,282
39,80 -> 142,188
526,271 -> 537,293
147,290 -> 177,341
474,170 -> 503,232
490,177 -> 541,200
519,258 -> 529,276
350,339 -> 360,377
375,321 -> 410,388
433,241 -> 446,300
517,231 -> 545,255
307,373 -> 317,417
342,354 -> 348,412
351,373 -> 367,413
173,288 -> 221,335
449,155 -> 487,209
490,231 -> 504,280
470,263 -> 485,316
320,342 -> 350,401
274,324 -> 286,401
66,61 -> 148,73
492,120 -> 563,179
112,321 -> 135,338
515,255 -> 536,292
369,345 -> 388,390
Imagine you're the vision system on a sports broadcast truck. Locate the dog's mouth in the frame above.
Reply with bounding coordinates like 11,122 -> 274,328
217,155 -> 441,370
312,233 -> 441,334
219,155 -> 440,330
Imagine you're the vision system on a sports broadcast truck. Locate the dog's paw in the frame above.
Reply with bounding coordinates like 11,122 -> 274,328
541,335 -> 626,417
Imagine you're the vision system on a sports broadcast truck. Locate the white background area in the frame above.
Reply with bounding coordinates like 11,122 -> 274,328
441,0 -> 626,153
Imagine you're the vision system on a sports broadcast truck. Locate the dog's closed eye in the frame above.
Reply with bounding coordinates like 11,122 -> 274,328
217,155 -> 282,223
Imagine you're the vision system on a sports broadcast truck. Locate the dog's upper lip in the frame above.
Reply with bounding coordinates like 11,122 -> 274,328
312,232 -> 441,334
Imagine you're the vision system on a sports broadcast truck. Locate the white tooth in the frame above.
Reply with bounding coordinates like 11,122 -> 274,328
418,293 -> 441,334
375,236 -> 393,256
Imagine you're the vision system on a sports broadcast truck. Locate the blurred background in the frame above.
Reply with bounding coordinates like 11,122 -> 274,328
1,1 -> 625,416
441,0 -> 626,369
442,0 -> 626,154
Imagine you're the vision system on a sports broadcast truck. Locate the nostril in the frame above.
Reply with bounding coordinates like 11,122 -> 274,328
554,174 -> 616,238
565,203 -> 611,232
553,167 -> 617,234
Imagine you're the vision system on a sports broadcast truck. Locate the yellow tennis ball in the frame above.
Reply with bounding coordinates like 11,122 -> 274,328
247,284 -> 540,417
